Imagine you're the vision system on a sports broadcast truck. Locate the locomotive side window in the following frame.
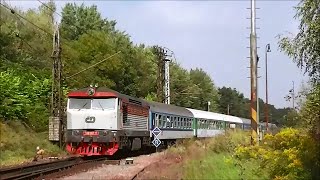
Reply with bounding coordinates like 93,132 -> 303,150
69,98 -> 91,109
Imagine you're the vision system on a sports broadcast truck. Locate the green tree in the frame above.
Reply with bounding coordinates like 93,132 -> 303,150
217,87 -> 248,117
61,3 -> 116,41
278,0 -> 320,83
189,68 -> 220,112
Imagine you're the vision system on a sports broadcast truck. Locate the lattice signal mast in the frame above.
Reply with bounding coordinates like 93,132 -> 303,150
155,46 -> 173,104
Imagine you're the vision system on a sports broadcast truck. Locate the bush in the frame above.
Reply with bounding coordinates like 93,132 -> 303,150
166,130 -> 264,179
234,128 -> 319,180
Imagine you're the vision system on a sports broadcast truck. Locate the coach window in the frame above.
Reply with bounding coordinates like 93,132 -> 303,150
163,115 -> 167,128
214,121 -> 217,129
182,118 -> 185,129
186,118 -> 189,129
163,115 -> 166,128
182,117 -> 185,129
185,118 -> 188,129
170,116 -> 174,128
155,114 -> 158,126
181,118 -> 184,129
158,114 -> 161,127
165,116 -> 169,128
176,117 -> 179,128
159,115 -> 165,127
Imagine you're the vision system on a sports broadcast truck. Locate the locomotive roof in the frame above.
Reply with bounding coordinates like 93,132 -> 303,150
147,101 -> 194,118
68,87 -> 149,107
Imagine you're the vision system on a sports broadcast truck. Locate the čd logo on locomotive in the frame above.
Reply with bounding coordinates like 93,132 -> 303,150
85,116 -> 96,123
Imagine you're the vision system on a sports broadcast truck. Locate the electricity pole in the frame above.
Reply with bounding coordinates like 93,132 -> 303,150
49,23 -> 63,148
265,44 -> 271,131
249,0 -> 259,145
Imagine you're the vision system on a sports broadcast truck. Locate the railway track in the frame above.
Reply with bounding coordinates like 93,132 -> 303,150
0,157 -> 120,180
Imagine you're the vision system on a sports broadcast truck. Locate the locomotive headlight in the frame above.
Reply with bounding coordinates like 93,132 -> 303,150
103,131 -> 108,136
73,130 -> 80,136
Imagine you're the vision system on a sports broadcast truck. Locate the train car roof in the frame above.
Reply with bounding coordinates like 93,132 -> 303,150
240,118 -> 251,124
186,108 -> 224,121
220,114 -> 243,123
147,101 -> 194,117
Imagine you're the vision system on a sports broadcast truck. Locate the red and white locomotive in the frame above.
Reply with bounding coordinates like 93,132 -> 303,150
66,86 -> 151,156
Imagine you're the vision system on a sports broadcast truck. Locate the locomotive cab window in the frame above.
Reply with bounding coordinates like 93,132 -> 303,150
92,98 -> 116,110
68,98 -> 116,110
68,98 -> 91,109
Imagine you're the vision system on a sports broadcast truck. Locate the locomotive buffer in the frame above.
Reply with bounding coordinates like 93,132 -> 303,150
152,127 -> 162,150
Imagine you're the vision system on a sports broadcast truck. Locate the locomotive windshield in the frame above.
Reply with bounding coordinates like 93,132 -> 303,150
68,98 -> 116,110
92,99 -> 115,110
69,98 -> 91,109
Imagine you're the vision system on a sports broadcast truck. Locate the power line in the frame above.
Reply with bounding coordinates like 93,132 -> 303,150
66,51 -> 122,79
37,0 -> 62,18
36,0 -> 111,46
0,2 -> 53,36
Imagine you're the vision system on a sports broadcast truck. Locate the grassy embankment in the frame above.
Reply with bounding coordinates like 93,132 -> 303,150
166,130 -> 269,180
0,121 -> 66,167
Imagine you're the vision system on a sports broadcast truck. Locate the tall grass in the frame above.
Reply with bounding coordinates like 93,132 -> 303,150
0,121 -> 65,166
167,130 -> 269,180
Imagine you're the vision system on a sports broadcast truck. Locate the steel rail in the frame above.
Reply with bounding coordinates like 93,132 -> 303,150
0,157 -> 120,180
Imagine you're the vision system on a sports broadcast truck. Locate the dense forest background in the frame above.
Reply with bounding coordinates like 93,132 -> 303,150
1,1 -> 291,132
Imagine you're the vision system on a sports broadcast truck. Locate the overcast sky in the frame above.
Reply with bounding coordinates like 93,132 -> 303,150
8,0 -> 308,108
